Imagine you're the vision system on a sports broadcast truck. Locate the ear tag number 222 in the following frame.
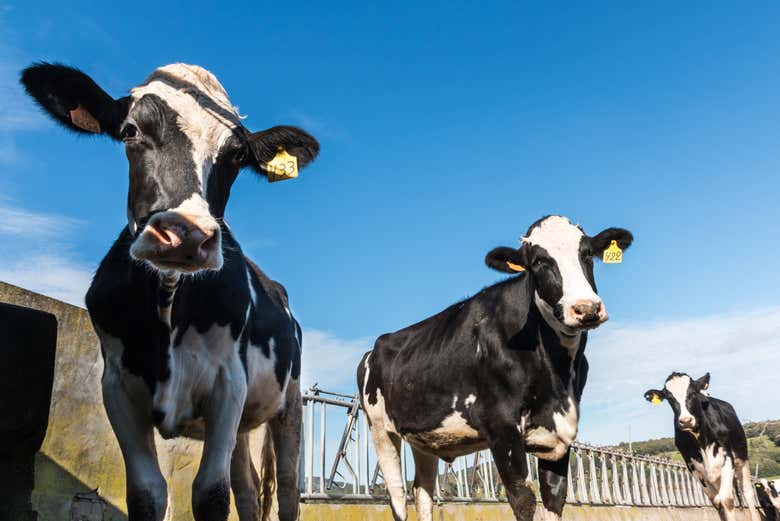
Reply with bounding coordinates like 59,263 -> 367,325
602,240 -> 623,264
266,148 -> 298,183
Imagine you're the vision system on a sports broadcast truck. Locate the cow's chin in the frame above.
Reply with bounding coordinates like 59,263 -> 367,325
146,259 -> 223,274
561,315 -> 609,333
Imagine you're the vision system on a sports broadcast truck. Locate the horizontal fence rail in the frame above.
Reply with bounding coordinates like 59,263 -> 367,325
298,386 -> 757,508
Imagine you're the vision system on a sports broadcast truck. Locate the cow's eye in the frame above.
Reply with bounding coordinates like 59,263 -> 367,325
120,124 -> 139,141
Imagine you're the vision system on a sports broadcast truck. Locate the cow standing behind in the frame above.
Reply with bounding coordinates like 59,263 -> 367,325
358,215 -> 633,521
21,63 -> 319,521
644,373 -> 760,521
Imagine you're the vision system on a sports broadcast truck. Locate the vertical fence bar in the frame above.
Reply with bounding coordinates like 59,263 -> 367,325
588,449 -> 601,504
639,460 -> 650,505
575,448 -> 588,503
621,456 -> 633,505
611,455 -> 623,505
299,400 -> 306,494
353,409 -> 360,495
658,463 -> 669,505
306,399 -> 314,495
600,453 -> 612,504
319,402 -> 326,494
649,463 -> 659,505
630,459 -> 641,504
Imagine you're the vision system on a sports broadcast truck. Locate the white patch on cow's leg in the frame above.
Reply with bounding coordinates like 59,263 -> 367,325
270,379 -> 302,521
230,433 -> 259,521
541,508 -> 561,521
371,426 -> 407,521
714,455 -> 735,517
411,447 -> 438,521
735,459 -> 761,521
99,332 -> 168,520
192,355 -> 247,521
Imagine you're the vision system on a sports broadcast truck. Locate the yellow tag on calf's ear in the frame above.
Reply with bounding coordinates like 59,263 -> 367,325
651,394 -> 662,405
266,148 -> 298,183
69,105 -> 101,133
602,240 -> 623,264
506,261 -> 526,272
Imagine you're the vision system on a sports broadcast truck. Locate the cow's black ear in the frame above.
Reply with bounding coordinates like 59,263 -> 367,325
644,389 -> 665,404
590,227 -> 633,256
246,125 -> 319,177
694,372 -> 710,391
485,247 -> 527,274
20,62 -> 128,140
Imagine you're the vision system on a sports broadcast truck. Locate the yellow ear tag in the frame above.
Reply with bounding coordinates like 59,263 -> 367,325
651,394 -> 662,405
266,148 -> 298,183
602,240 -> 623,264
506,261 -> 526,272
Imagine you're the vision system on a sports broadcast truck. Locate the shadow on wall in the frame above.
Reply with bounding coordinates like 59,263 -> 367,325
33,453 -> 127,521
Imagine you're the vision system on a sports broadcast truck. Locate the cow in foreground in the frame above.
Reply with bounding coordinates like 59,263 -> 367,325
21,62 -> 319,521
644,373 -> 760,521
358,215 -> 633,521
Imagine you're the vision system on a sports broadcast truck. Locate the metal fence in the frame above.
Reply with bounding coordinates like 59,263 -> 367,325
298,386 -> 758,508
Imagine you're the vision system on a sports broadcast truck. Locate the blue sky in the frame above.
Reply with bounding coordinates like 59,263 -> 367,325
1,2 -> 779,445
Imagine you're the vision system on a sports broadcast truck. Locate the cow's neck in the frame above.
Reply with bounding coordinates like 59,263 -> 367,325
498,276 -> 585,390
158,272 -> 180,328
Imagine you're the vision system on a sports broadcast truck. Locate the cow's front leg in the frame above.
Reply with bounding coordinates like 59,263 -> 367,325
537,452 -> 570,521
489,426 -> 537,521
735,459 -> 761,521
102,359 -> 168,521
193,360 -> 248,521
714,456 -> 736,521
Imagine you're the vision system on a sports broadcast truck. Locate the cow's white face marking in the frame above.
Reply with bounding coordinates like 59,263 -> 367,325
665,374 -> 696,429
130,64 -> 242,197
524,216 -> 604,330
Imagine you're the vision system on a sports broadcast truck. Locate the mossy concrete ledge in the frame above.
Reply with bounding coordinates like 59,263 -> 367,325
300,502 -> 754,521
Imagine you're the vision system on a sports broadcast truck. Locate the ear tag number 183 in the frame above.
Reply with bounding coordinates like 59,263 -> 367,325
266,148 -> 298,183
602,240 -> 622,264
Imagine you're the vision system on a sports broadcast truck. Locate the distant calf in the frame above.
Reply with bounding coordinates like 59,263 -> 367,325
360,215 -> 633,521
645,373 -> 760,521
756,480 -> 779,520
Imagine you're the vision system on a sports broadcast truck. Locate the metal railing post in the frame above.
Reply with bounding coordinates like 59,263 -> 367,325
600,453 -> 612,504
587,449 -> 601,504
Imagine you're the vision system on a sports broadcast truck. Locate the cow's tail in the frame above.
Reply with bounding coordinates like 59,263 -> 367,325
258,425 -> 277,521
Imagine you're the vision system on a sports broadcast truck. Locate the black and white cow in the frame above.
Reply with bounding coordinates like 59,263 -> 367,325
21,62 -> 319,521
644,373 -> 760,521
756,480 -> 779,520
358,215 -> 633,521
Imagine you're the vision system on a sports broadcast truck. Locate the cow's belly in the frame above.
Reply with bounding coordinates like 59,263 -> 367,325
153,324 -> 240,439
523,398 -> 579,461
690,444 -> 727,485
238,342 -> 289,432
404,411 -> 488,460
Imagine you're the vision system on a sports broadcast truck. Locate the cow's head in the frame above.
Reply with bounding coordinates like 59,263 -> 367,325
20,63 -> 319,273
644,372 -> 711,432
485,215 -> 633,333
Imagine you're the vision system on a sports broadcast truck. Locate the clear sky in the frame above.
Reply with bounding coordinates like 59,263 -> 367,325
1,1 -> 778,445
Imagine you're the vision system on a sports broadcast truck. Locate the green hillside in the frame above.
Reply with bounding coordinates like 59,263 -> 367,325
613,420 -> 780,478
